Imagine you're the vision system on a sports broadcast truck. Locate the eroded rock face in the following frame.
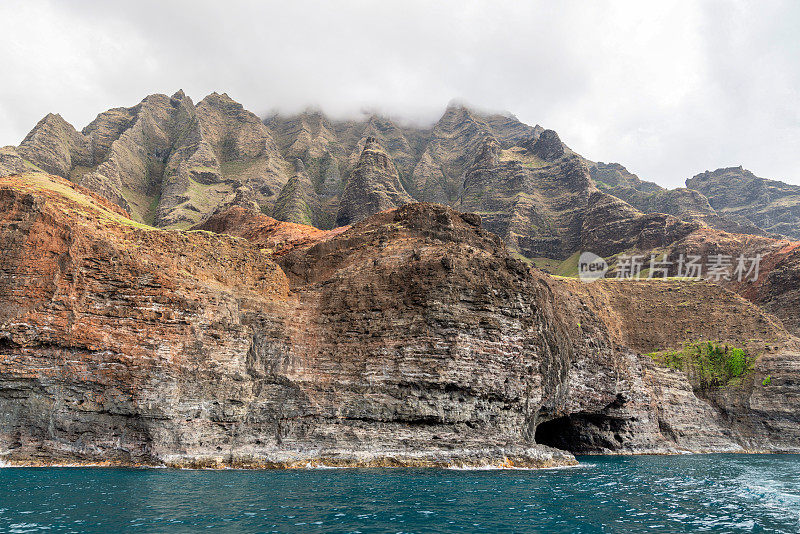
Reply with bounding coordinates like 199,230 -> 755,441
11,95 -> 800,254
665,232 -> 800,337
265,110 -> 424,206
553,278 -> 800,453
0,147 -> 32,177
154,91 -> 291,228
1,174 -> 573,466
0,174 -> 289,465
458,140 -> 701,261
272,159 -> 325,227
7,91 -> 292,229
16,113 -> 92,178
687,166 -> 800,239
457,139 -> 592,259
581,191 -> 700,257
3,173 -> 798,466
408,105 -> 541,204
751,244 -> 800,336
525,129 -> 565,161
335,138 -> 413,226
78,92 -> 197,221
587,162 -> 770,236
192,205 -> 347,256
592,223 -> 800,338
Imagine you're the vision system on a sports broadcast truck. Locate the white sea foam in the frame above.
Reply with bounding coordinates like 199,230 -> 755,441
445,463 -> 588,471
300,463 -> 350,469
737,479 -> 800,522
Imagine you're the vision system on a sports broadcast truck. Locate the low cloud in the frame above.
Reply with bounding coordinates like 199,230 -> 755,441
1,0 -> 798,187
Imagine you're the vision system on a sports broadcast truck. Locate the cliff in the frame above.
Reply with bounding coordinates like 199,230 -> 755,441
551,278 -> 800,453
2,173 -> 799,467
590,162 -> 771,237
1,173 -> 571,467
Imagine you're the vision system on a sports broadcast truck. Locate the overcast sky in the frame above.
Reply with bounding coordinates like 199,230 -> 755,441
1,0 -> 798,187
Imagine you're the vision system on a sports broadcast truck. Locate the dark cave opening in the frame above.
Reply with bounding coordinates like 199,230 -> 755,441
534,413 -> 631,454
534,416 -> 576,451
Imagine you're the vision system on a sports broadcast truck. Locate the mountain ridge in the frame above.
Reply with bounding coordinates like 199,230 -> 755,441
4,90 -> 800,254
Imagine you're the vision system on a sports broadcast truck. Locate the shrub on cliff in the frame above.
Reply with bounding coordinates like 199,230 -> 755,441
649,341 -> 755,390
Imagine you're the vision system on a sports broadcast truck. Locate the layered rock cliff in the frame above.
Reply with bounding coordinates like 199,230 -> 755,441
1,172 -> 573,467
547,278 -> 800,453
457,136 -> 592,259
2,172 -> 799,467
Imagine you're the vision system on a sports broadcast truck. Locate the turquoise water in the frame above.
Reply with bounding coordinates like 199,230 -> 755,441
1,454 -> 799,533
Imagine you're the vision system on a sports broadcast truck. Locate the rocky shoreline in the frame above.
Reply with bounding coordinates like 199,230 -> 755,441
1,446 -> 577,469
6,448 -> 800,470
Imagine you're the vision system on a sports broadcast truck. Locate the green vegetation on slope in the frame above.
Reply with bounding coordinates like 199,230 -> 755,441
15,173 -> 155,231
554,251 -> 581,277
648,341 -> 755,390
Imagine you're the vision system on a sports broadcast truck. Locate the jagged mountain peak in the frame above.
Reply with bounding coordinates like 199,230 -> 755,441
364,113 -> 401,132
205,90 -> 231,100
336,138 -> 412,226
525,129 -> 565,161
439,100 -> 525,129
197,91 -> 248,112
23,112 -> 77,136
444,97 -> 470,110
39,112 -> 68,124
138,92 -> 174,106
17,111 -> 91,178
436,102 -> 485,129
589,161 -> 776,237
7,91 -> 800,247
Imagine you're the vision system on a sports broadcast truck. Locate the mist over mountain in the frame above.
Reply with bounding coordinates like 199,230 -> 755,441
2,0 -> 799,188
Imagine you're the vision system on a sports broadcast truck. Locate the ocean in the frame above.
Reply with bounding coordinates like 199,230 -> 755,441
1,454 -> 799,533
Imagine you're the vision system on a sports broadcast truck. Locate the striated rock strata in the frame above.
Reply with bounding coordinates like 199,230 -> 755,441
2,173 -> 799,467
589,162 -> 771,237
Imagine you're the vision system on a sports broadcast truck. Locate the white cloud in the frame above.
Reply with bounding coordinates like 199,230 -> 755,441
0,0 -> 797,187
